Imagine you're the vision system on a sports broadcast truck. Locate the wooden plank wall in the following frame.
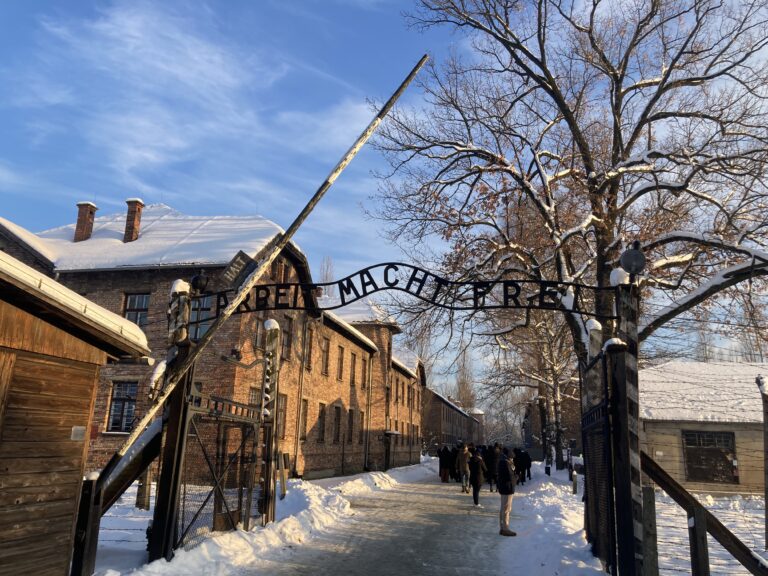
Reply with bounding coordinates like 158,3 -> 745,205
0,301 -> 103,576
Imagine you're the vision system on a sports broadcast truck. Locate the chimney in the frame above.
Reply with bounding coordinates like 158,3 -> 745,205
74,202 -> 98,242
124,198 -> 145,243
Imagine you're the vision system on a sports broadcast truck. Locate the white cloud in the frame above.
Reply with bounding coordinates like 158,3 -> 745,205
24,1 -> 287,186
273,98 -> 373,158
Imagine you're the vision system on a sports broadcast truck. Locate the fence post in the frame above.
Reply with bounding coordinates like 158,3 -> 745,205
688,506 -> 711,576
757,376 -> 768,550
616,283 -> 644,575
642,485 -> 659,576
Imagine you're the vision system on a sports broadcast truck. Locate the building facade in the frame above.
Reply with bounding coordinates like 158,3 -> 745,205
422,388 -> 483,453
640,361 -> 766,494
0,201 -> 425,479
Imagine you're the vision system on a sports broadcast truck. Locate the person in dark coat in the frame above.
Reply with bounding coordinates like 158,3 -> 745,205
497,447 -> 517,536
468,446 -> 487,507
438,446 -> 450,482
450,446 -> 460,482
485,443 -> 500,492
513,448 -> 526,486
521,449 -> 532,480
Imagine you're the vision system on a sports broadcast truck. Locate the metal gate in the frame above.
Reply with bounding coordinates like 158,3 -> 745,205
580,351 -> 617,573
176,394 -> 261,550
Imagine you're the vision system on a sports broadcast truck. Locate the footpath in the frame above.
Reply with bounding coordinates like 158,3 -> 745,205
235,461 -> 603,576
99,460 -> 603,575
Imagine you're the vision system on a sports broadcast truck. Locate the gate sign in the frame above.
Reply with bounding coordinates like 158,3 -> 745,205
211,262 -> 616,319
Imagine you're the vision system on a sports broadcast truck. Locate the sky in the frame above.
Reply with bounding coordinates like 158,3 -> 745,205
0,0 -> 458,278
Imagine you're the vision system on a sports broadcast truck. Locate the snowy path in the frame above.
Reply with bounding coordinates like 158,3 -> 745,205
235,480 -> 505,576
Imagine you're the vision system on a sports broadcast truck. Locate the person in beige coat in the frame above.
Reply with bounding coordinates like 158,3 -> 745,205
457,443 -> 471,493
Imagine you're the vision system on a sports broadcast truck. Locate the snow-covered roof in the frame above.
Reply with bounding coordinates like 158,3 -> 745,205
427,388 -> 475,420
317,294 -> 397,326
322,310 -> 378,353
0,250 -> 149,357
1,203 -> 296,272
392,356 -> 417,379
639,361 -> 766,423
391,343 -> 420,379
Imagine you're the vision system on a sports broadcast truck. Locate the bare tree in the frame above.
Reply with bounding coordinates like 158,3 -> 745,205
454,346 -> 477,410
374,0 -> 768,367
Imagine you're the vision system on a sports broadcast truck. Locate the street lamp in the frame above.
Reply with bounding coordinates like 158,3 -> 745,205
620,240 -> 646,283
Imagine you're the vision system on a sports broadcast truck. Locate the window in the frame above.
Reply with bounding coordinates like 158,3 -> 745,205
282,315 -> 293,360
361,357 -> 368,389
333,406 -> 342,444
317,403 -> 326,443
395,420 -> 399,445
108,381 -> 138,432
248,387 -> 260,407
124,294 -> 149,329
337,346 -> 344,380
321,337 -> 330,375
306,328 -> 314,371
347,409 -> 354,444
682,430 -> 738,484
359,411 -> 365,444
300,399 -> 308,440
395,379 -> 399,403
189,294 -> 214,340
277,393 -> 288,439
254,312 -> 265,349
350,353 -> 357,387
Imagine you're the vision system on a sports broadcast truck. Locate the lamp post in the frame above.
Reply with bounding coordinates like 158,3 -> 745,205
757,375 -> 767,550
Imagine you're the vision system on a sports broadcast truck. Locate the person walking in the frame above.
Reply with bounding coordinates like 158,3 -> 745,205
438,446 -> 450,483
468,446 -> 487,507
497,447 -> 517,537
485,443 -> 500,492
457,443 -> 471,493
513,448 -> 526,486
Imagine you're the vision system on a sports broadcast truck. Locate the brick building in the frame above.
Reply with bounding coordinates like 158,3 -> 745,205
422,388 -> 483,453
0,201 -> 424,478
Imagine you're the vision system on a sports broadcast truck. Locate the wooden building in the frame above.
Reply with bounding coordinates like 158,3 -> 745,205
0,251 -> 149,576
640,361 -> 766,494
0,201 -> 425,480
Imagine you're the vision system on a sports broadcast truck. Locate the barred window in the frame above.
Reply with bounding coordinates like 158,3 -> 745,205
333,405 -> 342,444
300,399 -> 309,440
108,382 -> 138,432
124,294 -> 149,329
347,409 -> 354,444
189,294 -> 214,340
317,403 -> 326,443
683,430 -> 738,484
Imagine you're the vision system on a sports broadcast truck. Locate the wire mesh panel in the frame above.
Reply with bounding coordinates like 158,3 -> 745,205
581,353 -> 617,573
176,414 -> 260,550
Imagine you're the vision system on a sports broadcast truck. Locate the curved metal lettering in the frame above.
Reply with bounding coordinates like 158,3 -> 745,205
204,262 -> 617,320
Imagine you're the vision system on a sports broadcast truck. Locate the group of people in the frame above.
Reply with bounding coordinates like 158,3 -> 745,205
436,442 -> 532,537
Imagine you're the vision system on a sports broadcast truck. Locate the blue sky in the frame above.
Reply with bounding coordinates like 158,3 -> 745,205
0,0 -> 457,277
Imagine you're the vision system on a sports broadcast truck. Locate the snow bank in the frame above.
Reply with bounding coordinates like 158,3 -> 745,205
105,459 -> 438,576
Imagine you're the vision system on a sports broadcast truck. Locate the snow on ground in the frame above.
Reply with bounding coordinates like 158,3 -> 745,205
95,457 -> 768,576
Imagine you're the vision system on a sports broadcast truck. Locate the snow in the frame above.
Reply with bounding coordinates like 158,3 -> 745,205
322,309 -> 378,352
610,267 -> 630,286
585,318 -> 602,333
391,343 -> 420,373
0,250 -> 149,354
1,204 -> 297,271
640,361 -> 767,422
169,280 -> 190,296
93,460 -> 768,576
